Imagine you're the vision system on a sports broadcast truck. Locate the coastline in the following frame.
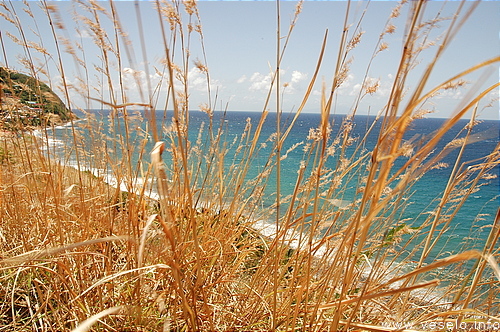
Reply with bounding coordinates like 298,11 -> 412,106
5,113 -> 497,255
1,116 -> 496,329
14,114 -> 497,270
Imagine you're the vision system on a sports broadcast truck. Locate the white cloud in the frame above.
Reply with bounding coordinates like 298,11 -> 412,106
122,67 -> 149,92
247,69 -> 309,93
75,28 -> 92,39
237,75 -> 247,83
291,70 -> 307,84
435,89 -> 464,100
341,75 -> 394,98
350,83 -> 362,96
280,70 -> 308,95
84,66 -> 221,108
187,67 -> 208,92
249,72 -> 273,91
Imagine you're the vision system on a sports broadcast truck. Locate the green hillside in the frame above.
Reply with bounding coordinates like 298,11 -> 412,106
0,67 -> 74,129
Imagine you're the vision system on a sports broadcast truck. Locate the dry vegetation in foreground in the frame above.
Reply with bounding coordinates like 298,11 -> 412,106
1,0 -> 499,331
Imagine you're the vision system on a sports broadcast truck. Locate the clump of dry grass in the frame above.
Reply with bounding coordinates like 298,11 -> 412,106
1,0 -> 499,331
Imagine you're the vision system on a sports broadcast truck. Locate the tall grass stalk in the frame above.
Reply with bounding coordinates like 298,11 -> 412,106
0,0 -> 498,330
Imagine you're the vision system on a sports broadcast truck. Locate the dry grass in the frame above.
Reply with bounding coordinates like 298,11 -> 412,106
1,0 -> 499,331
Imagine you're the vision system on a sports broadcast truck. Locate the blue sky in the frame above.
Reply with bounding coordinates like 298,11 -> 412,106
2,1 -> 499,119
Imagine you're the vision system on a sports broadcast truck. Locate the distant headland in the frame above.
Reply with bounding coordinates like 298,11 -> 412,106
0,67 -> 76,130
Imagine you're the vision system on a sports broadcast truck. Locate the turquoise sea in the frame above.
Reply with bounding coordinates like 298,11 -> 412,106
43,110 -> 499,260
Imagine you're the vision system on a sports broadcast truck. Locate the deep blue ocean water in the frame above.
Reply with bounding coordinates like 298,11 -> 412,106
46,110 -> 499,259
